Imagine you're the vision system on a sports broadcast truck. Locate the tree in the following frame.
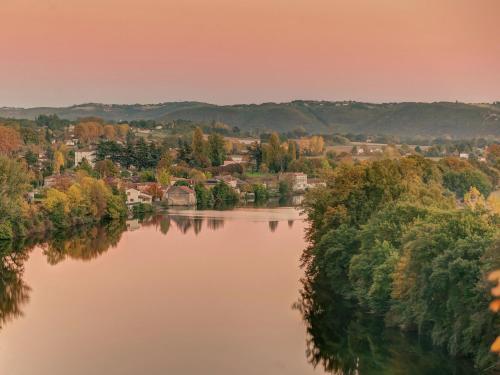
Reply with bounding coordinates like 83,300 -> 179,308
309,136 -> 325,155
212,181 -> 239,207
248,142 -> 263,171
146,183 -> 164,201
194,183 -> 213,208
207,133 -> 226,166
443,169 -> 493,198
94,159 -> 118,178
0,156 -> 32,236
192,127 -> 210,167
103,125 -> 116,140
301,157 -> 499,370
24,149 -> 38,167
156,168 -> 171,186
157,152 -> 173,171
53,151 -> 65,174
264,132 -> 284,173
463,186 -> 485,210
0,126 -> 22,156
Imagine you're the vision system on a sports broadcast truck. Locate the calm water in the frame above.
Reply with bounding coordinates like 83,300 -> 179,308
0,208 -> 477,374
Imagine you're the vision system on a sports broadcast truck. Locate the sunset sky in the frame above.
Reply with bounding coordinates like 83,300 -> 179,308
1,0 -> 499,107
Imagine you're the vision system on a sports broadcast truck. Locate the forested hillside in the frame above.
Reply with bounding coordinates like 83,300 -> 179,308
1,101 -> 499,138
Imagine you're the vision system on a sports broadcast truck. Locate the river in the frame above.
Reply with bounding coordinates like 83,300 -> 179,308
0,208 -> 477,374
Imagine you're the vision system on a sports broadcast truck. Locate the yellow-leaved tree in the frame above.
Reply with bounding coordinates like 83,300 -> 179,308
53,151 -> 65,174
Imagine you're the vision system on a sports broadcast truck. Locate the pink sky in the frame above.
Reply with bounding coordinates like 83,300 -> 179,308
0,0 -> 499,107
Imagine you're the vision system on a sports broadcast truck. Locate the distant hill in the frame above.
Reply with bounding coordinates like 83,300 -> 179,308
1,101 -> 499,138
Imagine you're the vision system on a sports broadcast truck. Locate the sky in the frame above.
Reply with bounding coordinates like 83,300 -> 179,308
0,0 -> 499,107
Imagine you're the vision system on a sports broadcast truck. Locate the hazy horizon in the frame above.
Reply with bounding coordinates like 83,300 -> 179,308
2,98 -> 500,109
1,0 -> 499,107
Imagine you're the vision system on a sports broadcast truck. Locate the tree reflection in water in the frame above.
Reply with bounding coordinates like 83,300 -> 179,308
42,221 -> 126,265
296,275 -> 478,375
0,241 -> 32,330
268,221 -> 279,232
136,214 -> 226,235
0,213 -> 290,337
0,222 -> 126,331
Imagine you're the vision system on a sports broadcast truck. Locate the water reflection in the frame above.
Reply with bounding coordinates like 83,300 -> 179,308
0,241 -> 31,330
296,275 -> 478,375
42,222 -> 126,265
0,222 -> 125,331
129,211 -> 296,236
0,209 -> 299,335
269,220 -> 279,232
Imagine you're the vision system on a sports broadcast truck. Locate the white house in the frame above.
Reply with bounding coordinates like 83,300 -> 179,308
75,150 -> 96,167
126,188 -> 153,205
280,173 -> 308,191
459,153 -> 470,159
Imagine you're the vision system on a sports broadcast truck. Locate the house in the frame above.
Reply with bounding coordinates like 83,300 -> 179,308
279,172 -> 308,191
307,178 -> 327,189
75,150 -> 96,167
223,155 -> 245,166
164,185 -> 196,206
459,153 -> 469,159
126,188 -> 153,205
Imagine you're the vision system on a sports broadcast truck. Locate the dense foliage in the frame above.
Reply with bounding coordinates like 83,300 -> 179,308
301,156 -> 499,371
0,156 -> 127,239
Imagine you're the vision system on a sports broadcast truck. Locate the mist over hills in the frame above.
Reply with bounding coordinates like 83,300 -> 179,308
1,101 -> 499,138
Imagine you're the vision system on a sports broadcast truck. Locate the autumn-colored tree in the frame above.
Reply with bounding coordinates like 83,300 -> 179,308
464,186 -> 486,210
309,136 -> 325,155
103,125 -> 116,140
146,183 -> 164,201
0,126 -> 22,155
263,132 -> 284,172
487,194 -> 500,214
157,152 -> 173,171
489,270 -> 500,355
487,144 -> 500,158
116,124 -> 130,139
192,127 -> 210,167
94,159 -> 118,178
75,122 -> 104,143
156,168 -> 171,186
53,151 -> 65,174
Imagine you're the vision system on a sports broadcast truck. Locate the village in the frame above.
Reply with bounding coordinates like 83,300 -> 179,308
3,114 -> 497,217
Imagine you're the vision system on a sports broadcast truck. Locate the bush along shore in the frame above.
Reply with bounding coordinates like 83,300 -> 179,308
301,156 -> 500,371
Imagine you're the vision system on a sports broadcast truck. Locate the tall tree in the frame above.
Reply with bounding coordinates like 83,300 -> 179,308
192,127 -> 210,167
207,133 -> 226,166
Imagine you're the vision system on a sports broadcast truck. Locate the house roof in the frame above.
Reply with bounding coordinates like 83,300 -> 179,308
168,185 -> 195,195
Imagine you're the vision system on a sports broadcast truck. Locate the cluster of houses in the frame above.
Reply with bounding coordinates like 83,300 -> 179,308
125,183 -> 196,207
122,172 -> 322,208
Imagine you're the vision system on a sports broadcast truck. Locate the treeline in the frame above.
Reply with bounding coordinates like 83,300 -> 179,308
302,156 -> 499,371
0,156 -> 127,240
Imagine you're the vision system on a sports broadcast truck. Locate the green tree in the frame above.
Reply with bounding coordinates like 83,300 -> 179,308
192,127 -> 210,168
207,133 -> 226,166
